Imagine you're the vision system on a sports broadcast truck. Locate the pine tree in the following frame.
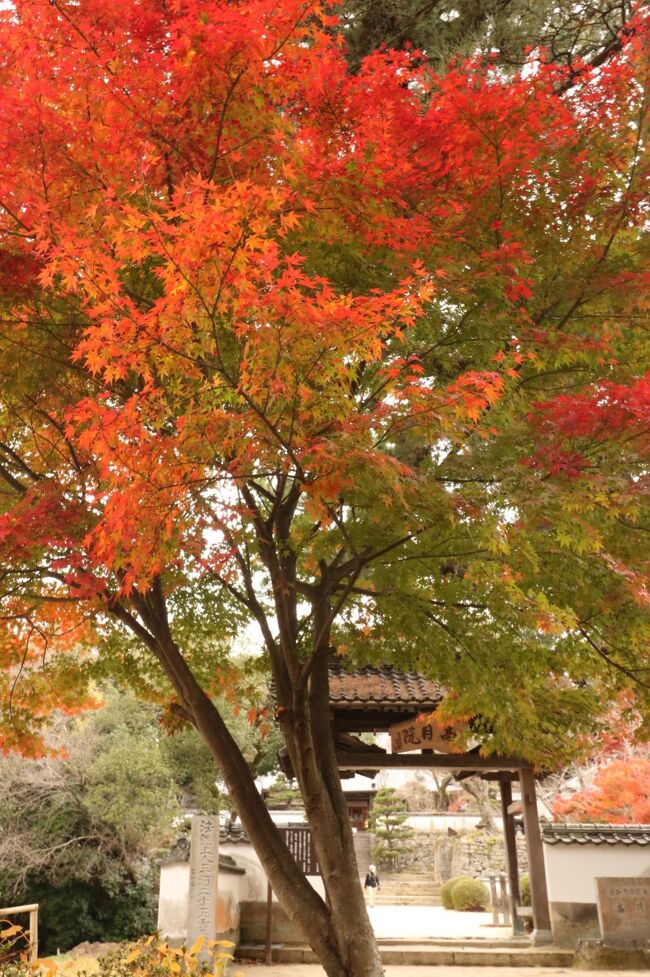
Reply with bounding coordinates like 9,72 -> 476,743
369,788 -> 415,870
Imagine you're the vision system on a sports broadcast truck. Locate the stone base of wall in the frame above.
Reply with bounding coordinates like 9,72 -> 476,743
240,900 -> 302,945
549,901 -> 599,946
574,940 -> 650,970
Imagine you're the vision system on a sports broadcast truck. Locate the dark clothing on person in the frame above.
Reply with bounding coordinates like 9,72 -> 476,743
364,871 -> 380,888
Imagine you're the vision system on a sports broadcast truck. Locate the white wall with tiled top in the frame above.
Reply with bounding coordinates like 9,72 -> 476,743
544,842 -> 650,903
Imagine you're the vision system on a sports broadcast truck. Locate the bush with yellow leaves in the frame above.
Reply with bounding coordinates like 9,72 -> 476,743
1,926 -> 237,977
98,935 -> 236,977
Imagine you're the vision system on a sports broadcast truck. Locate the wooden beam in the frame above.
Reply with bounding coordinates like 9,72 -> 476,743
453,770 -> 519,782
336,752 -> 525,771
480,772 -> 520,782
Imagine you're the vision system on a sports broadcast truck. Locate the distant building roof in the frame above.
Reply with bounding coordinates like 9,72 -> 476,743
328,662 -> 443,711
220,822 -> 250,845
543,823 -> 650,846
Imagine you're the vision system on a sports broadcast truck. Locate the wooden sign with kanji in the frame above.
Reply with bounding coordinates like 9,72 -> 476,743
389,715 -> 465,754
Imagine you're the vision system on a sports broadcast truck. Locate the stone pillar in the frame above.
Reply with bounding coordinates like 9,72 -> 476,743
186,815 -> 220,946
519,767 -> 552,944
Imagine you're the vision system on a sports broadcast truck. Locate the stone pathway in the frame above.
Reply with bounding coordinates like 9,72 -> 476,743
366,905 -> 507,940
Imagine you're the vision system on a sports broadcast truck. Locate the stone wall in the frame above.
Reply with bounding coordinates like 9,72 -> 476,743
402,830 -> 528,882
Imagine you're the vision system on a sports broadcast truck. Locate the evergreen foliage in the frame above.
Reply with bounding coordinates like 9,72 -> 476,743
3,874 -> 157,956
440,875 -> 465,910
368,788 -> 415,869
0,684 -> 282,952
264,774 -> 303,810
450,877 -> 490,912
341,0 -> 633,77
0,692 -> 175,953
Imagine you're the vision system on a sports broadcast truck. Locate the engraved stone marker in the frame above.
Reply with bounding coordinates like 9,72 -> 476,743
597,877 -> 650,943
186,815 -> 219,945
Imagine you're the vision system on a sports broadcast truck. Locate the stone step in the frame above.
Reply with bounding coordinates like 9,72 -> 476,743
374,896 -> 441,906
379,879 -> 438,885
374,900 -> 442,907
237,943 -> 575,967
375,892 -> 441,900
374,897 -> 440,904
377,882 -> 440,891
377,888 -> 440,893
372,874 -> 441,905
376,873 -> 440,883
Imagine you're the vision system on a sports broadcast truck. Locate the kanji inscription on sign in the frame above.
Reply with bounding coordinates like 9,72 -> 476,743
389,714 -> 465,754
597,877 -> 650,942
280,826 -> 321,876
186,815 -> 219,945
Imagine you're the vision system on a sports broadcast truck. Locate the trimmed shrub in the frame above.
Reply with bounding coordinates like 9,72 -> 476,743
519,874 -> 531,907
450,878 -> 489,912
440,876 -> 465,910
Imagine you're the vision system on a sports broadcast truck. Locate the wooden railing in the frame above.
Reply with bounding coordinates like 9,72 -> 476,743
0,903 -> 39,960
488,873 -> 511,925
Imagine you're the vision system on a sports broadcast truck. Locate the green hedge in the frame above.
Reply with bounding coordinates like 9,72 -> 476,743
441,875 -> 490,912
451,877 -> 489,912
440,876 -> 465,910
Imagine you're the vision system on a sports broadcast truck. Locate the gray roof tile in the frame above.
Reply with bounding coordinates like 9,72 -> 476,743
328,661 -> 443,708
543,823 -> 650,846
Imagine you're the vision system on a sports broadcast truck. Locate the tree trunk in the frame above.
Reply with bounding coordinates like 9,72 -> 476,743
285,647 -> 383,977
462,777 -> 498,833
141,616 -> 383,977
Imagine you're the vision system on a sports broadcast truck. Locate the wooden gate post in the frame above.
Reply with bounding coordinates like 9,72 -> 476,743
519,767 -> 552,944
499,776 -> 524,936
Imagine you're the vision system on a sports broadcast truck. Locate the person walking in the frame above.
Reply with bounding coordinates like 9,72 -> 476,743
364,864 -> 380,906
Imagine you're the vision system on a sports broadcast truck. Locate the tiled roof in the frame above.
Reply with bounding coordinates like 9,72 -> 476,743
328,661 -> 443,709
220,822 -> 250,844
159,833 -> 246,870
543,823 -> 650,846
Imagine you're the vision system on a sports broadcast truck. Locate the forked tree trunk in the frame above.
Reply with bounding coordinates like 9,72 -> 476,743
283,650 -> 383,977
191,669 -> 382,977
139,614 -> 383,977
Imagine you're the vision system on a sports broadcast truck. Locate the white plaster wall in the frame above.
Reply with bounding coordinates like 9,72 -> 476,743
544,844 -> 650,904
158,860 -> 253,944
218,869 -> 246,901
220,841 -> 325,900
158,861 -> 190,941
220,843 -> 266,900
404,814 -> 503,833
267,810 -> 307,825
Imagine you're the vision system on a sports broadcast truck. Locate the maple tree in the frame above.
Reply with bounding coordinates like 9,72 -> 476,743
0,1 -> 648,974
549,700 -> 650,823
553,757 -> 650,824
